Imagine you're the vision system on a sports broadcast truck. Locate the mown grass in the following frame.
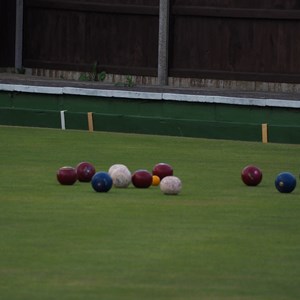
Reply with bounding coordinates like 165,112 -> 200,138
0,126 -> 300,300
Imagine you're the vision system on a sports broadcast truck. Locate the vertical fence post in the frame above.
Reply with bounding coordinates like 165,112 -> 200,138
158,0 -> 170,86
60,111 -> 66,130
15,0 -> 23,70
262,123 -> 268,143
88,112 -> 94,132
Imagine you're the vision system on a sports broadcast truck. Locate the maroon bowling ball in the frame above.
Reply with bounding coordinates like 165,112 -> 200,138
57,166 -> 77,185
241,165 -> 263,186
76,162 -> 96,182
132,170 -> 153,188
152,163 -> 173,180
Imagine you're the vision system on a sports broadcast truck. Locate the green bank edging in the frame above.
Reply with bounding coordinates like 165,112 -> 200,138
0,90 -> 299,144
0,108 -> 61,129
1,107 -> 299,144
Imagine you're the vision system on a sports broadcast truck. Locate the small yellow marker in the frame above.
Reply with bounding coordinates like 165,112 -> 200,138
152,175 -> 160,186
88,112 -> 94,132
262,123 -> 268,143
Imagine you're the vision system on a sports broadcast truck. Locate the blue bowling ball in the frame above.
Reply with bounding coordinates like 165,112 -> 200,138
275,172 -> 297,193
91,172 -> 113,192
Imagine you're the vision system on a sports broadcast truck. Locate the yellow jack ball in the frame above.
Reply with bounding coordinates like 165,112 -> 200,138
152,175 -> 160,186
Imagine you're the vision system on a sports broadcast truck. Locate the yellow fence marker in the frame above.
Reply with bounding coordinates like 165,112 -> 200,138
88,112 -> 94,132
262,123 -> 268,143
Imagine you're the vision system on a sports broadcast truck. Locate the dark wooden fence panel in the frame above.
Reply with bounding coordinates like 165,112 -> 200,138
0,0 -> 16,67
169,0 -> 300,82
23,0 -> 159,75
22,0 -> 300,83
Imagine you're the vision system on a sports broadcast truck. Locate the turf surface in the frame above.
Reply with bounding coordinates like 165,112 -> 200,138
0,126 -> 300,299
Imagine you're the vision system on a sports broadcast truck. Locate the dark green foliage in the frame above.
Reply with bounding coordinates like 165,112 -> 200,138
79,62 -> 106,82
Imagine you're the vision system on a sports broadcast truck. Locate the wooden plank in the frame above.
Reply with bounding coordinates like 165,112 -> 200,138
262,123 -> 268,143
169,68 -> 300,84
171,0 -> 300,11
172,6 -> 300,20
87,112 -> 94,132
23,60 -> 158,76
25,0 -> 159,15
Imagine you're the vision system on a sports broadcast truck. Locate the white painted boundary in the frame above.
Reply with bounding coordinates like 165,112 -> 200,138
1,83 -> 300,108
60,110 -> 66,130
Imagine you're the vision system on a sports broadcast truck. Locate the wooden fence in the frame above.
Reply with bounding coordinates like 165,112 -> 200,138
2,0 -> 300,83
170,0 -> 300,83
0,0 -> 16,67
23,0 -> 159,76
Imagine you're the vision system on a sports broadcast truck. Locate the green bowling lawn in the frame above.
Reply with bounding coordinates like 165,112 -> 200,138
0,126 -> 299,300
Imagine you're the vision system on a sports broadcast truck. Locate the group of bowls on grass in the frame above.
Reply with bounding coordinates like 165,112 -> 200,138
57,163 -> 297,195
241,165 -> 297,193
56,162 -> 182,195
